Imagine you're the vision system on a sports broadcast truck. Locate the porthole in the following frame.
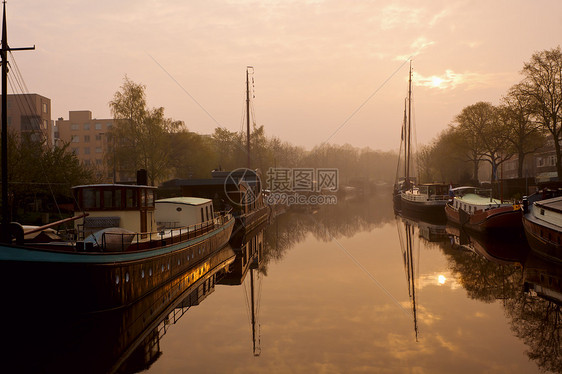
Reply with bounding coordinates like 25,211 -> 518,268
176,207 -> 182,212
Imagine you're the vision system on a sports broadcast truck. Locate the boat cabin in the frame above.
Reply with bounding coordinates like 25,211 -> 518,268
155,197 -> 215,230
72,184 -> 157,238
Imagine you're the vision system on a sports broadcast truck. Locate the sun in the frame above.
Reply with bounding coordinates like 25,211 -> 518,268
431,76 -> 443,88
438,274 -> 446,285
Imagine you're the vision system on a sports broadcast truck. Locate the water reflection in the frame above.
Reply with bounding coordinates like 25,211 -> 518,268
4,193 -> 562,373
444,225 -> 561,373
1,244 -> 236,373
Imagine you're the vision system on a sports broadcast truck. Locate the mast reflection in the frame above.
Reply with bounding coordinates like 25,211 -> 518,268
396,212 -> 448,342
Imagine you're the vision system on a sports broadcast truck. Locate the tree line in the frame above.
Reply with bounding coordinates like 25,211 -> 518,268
107,76 -> 398,187
418,46 -> 562,185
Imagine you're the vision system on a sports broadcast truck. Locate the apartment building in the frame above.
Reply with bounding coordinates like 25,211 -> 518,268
55,110 -> 115,182
0,94 -> 53,145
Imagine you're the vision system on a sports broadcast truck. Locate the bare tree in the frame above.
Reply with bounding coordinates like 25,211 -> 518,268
501,83 -> 546,178
518,46 -> 562,178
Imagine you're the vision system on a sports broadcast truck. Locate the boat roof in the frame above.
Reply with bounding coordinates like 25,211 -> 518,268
156,197 -> 211,206
451,186 -> 476,192
535,196 -> 562,213
72,183 -> 157,190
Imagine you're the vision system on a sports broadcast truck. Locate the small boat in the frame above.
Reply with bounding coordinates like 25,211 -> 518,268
445,186 -> 522,232
522,195 -> 562,263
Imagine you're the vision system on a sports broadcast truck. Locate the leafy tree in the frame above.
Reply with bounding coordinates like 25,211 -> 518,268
5,132 -> 95,222
109,76 -> 182,185
518,46 -> 562,178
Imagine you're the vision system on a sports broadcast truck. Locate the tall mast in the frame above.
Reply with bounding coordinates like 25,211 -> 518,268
246,66 -> 253,169
406,62 -> 412,188
403,98 -> 407,180
1,2 -> 34,242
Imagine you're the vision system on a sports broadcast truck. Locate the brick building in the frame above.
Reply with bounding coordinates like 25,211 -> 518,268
55,110 -> 115,182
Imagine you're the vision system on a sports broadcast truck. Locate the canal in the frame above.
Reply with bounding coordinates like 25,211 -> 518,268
4,190 -> 560,373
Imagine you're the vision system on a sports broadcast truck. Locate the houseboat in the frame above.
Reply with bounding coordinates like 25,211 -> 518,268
400,183 -> 449,223
0,183 -> 234,313
445,186 -> 522,232
522,195 -> 562,262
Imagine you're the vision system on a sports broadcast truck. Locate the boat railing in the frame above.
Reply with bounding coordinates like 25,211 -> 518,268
98,212 -> 232,252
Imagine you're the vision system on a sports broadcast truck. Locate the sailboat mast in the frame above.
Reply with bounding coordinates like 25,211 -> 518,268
250,267 -> 257,356
406,62 -> 412,188
246,66 -> 252,169
403,98 -> 407,181
1,3 -> 8,233
0,3 -> 34,241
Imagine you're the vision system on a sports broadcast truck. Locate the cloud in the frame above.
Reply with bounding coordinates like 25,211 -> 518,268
414,69 -> 511,90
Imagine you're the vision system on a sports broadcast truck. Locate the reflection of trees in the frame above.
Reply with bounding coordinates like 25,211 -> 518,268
261,193 -> 395,270
438,237 -> 561,373
505,293 -> 561,373
440,242 -> 523,302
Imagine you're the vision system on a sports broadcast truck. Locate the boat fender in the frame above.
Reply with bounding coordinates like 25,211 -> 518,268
522,196 -> 528,213
8,222 -> 24,245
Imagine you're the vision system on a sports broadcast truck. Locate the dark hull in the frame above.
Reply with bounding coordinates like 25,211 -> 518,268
400,198 -> 447,224
522,213 -> 562,263
445,203 -> 523,233
1,245 -> 236,373
234,204 -> 270,235
0,218 -> 234,313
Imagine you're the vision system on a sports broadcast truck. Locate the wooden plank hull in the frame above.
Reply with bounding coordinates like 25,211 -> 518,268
523,213 -> 562,263
445,203 -> 522,233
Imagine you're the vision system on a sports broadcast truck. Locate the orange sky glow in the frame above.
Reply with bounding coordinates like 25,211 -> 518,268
7,0 -> 562,151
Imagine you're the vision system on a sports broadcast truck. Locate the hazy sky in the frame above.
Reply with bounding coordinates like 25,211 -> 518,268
6,0 -> 562,151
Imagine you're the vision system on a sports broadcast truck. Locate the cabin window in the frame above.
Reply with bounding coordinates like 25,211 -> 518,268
103,190 -> 113,209
115,190 -> 122,209
200,208 -> 204,223
147,190 -> 154,206
83,188 -> 100,209
140,190 -> 146,207
126,189 -> 137,208
206,206 -> 209,221
210,205 -> 214,218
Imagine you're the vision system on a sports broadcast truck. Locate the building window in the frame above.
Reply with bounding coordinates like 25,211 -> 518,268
42,103 -> 47,113
84,123 -> 90,130
84,135 -> 90,143
71,135 -> 79,143
107,123 -> 112,129
71,123 -> 79,130
42,120 -> 48,129
95,134 -> 102,141
95,123 -> 102,130
84,159 -> 91,165
549,155 -> 556,166
95,147 -> 102,153
72,148 -> 79,155
96,159 -> 102,165
84,147 -> 90,155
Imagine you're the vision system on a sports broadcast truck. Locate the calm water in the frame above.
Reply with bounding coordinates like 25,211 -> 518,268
4,190 -> 561,373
